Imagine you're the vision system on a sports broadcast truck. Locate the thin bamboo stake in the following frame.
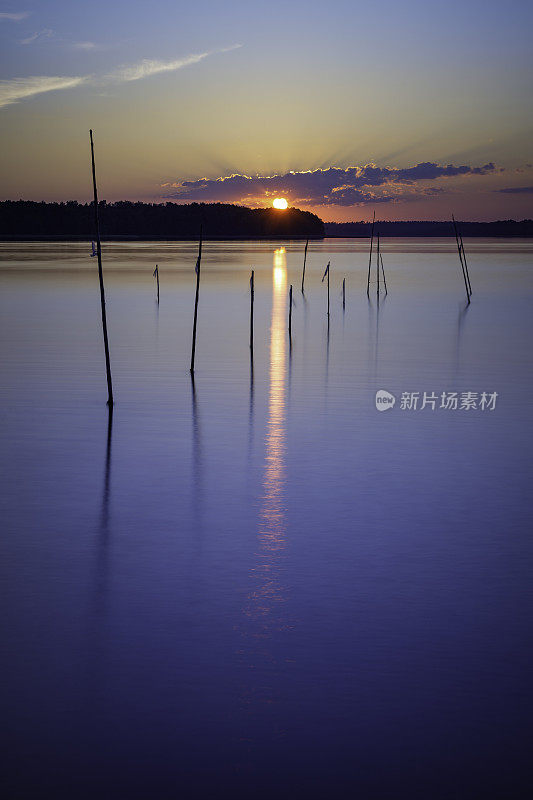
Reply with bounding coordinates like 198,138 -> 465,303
153,264 -> 159,303
327,265 -> 330,317
249,269 -> 254,350
342,277 -> 346,310
190,226 -> 203,373
452,215 -> 470,304
89,130 -> 113,407
289,284 -> 293,338
301,239 -> 309,293
366,210 -> 375,296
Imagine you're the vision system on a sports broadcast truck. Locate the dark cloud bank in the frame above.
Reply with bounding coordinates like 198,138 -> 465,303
164,162 -> 497,206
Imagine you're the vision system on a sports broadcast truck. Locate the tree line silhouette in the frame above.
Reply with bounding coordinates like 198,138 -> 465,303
325,219 -> 533,237
0,200 -> 324,239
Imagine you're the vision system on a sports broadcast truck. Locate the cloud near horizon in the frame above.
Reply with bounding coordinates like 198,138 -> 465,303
163,162 -> 497,207
497,186 -> 533,194
0,44 -> 241,108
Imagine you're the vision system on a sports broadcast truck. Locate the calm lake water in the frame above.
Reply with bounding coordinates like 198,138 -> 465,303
1,239 -> 532,798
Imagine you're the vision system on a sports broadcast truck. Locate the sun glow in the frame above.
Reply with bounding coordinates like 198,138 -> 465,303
272,197 -> 288,210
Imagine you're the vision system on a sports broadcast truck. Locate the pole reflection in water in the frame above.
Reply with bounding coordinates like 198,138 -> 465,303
95,406 -> 113,611
240,247 -> 291,741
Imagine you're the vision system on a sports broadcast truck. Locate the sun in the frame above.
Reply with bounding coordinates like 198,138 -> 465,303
272,197 -> 288,210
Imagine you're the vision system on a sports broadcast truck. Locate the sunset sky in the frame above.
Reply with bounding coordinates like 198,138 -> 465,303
1,0 -> 532,221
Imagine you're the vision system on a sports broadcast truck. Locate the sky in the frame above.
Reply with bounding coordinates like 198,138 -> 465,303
1,0 -> 532,221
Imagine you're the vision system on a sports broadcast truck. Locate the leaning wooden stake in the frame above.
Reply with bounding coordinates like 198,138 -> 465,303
89,130 -> 113,407
289,284 -> 293,338
249,269 -> 254,350
366,210 -> 375,296
459,231 -> 472,296
452,215 -> 470,304
301,239 -> 309,293
153,264 -> 159,303
380,253 -> 388,295
190,227 -> 203,373
342,277 -> 346,310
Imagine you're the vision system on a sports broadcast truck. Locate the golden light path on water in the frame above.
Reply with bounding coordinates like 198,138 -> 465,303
241,248 -> 290,718
256,246 -> 288,624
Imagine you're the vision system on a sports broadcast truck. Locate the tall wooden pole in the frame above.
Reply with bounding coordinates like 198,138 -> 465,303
342,277 -> 346,310
301,239 -> 309,293
452,215 -> 470,304
366,210 -> 375,296
190,226 -> 203,373
90,130 -> 113,407
289,284 -> 293,338
249,269 -> 254,350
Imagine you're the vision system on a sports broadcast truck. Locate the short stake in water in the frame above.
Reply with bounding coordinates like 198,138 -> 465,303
343,277 -> 346,310
190,227 -> 203,373
322,261 -> 330,317
289,284 -> 293,339
153,264 -> 159,303
250,269 -> 254,351
366,209 -> 375,296
301,239 -> 309,293
89,129 -> 113,407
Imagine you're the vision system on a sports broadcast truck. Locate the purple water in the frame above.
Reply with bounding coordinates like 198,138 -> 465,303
1,239 -> 532,798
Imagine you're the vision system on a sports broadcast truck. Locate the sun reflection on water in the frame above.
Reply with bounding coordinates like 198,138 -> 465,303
245,246 -> 289,629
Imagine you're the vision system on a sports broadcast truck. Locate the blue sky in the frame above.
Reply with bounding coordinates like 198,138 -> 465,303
1,0 -> 532,219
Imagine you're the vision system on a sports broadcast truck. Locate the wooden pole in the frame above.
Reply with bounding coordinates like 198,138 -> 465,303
376,232 -> 380,298
459,232 -> 472,295
249,269 -> 254,350
289,284 -> 293,338
327,264 -> 330,317
452,215 -> 470,304
366,210 -> 375,296
342,277 -> 346,310
380,253 -> 388,295
89,130 -> 113,407
190,226 -> 203,373
301,239 -> 309,293
153,264 -> 159,303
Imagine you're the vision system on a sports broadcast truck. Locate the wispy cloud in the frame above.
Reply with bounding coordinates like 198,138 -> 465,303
163,162 -> 497,207
0,75 -> 88,108
0,11 -> 29,21
71,41 -> 97,51
0,44 -> 241,108
106,44 -> 241,83
20,28 -> 53,45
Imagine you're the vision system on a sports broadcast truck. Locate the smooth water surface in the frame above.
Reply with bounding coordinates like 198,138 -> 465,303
1,239 -> 533,798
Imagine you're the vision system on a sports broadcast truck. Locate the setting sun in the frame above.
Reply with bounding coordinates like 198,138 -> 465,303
272,197 -> 288,210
